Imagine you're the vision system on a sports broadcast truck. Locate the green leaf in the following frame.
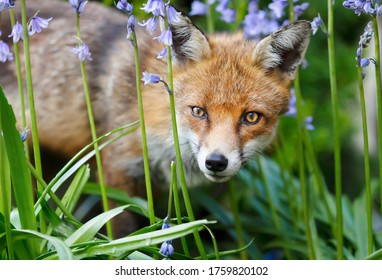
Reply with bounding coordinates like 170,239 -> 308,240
83,183 -> 149,213
0,86 -> 38,256
58,165 -> 90,216
77,219 -> 213,259
12,229 -> 73,260
65,205 -> 133,246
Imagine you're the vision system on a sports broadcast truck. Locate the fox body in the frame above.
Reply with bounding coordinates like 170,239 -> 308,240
1,1 -> 310,235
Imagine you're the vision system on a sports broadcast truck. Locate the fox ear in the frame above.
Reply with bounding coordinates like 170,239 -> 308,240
169,14 -> 211,65
252,20 -> 311,79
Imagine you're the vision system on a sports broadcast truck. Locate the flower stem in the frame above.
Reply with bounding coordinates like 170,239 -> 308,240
228,179 -> 247,260
20,0 -> 45,233
75,14 -> 112,238
327,0 -> 343,260
0,117 -> 14,260
288,0 -> 315,260
357,66 -> 373,255
372,17 -> 382,217
9,9 -> 29,159
131,31 -> 155,226
204,0 -> 215,33
171,161 -> 190,256
166,45 -> 207,259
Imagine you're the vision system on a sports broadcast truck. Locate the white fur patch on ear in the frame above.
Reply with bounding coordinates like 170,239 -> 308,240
170,14 -> 211,64
252,20 -> 311,79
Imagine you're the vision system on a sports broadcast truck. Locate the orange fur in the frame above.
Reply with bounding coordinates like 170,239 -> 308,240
0,0 -> 310,236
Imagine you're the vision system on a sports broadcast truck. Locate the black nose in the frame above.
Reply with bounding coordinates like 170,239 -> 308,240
205,153 -> 228,172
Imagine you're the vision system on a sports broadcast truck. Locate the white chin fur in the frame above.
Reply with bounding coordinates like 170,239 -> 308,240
204,173 -> 232,183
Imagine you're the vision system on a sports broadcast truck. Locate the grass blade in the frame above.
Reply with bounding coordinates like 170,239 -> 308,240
65,205 -> 131,246
0,86 -> 38,256
83,219 -> 213,258
13,229 -> 73,260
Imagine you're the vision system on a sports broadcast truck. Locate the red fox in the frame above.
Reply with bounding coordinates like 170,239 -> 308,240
1,0 -> 310,235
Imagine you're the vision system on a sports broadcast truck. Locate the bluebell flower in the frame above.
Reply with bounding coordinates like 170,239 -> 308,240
248,0 -> 259,13
359,21 -> 374,49
294,2 -> 309,19
69,0 -> 88,15
159,241 -> 174,257
244,10 -> 279,40
285,89 -> 297,116
142,71 -> 161,85
189,0 -> 207,16
72,43 -> 92,62
364,1 -> 375,14
0,40 -> 14,63
127,15 -> 135,39
216,0 -> 230,13
8,22 -> 24,43
375,4 -> 382,16
142,71 -> 172,94
153,28 -> 173,46
360,57 -> 370,68
166,5 -> 182,24
269,0 -> 288,19
115,0 -> 133,14
20,128 -> 30,142
28,15 -> 53,36
158,217 -> 174,258
139,16 -> 159,34
161,219 -> 170,229
141,0 -> 165,17
356,21 -> 374,78
157,47 -> 167,59
220,8 -> 236,23
0,0 -> 14,11
343,0 -> 381,16
311,15 -> 322,35
305,116 -> 314,131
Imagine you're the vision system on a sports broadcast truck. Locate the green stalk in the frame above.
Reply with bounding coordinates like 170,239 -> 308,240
75,14 -> 112,238
0,85 -> 38,257
372,17 -> 382,217
275,135 -> 299,231
26,161 -> 76,221
288,0 -> 315,260
357,66 -> 373,255
20,0 -> 45,232
166,44 -> 206,258
9,9 -> 29,158
171,162 -> 190,256
258,157 -> 292,260
131,31 -> 155,225
327,0 -> 343,259
204,0 -> 215,33
0,118 -> 14,259
228,179 -> 247,260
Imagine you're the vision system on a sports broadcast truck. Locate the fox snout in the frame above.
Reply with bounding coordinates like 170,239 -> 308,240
203,152 -> 233,183
205,153 -> 229,173
196,142 -> 244,183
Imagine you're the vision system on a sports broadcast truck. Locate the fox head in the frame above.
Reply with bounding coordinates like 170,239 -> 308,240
169,15 -> 311,183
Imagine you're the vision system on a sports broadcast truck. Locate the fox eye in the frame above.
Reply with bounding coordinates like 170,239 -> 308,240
190,106 -> 207,119
243,111 -> 262,125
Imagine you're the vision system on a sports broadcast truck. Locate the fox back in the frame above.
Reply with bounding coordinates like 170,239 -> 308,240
0,0 -> 311,235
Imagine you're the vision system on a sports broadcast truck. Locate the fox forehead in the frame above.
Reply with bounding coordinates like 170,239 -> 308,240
173,35 -> 291,117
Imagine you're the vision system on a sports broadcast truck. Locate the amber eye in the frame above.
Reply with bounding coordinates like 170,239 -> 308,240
243,111 -> 262,125
190,106 -> 207,119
